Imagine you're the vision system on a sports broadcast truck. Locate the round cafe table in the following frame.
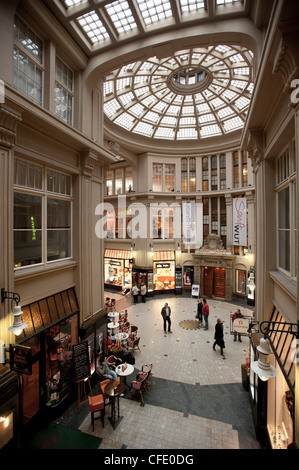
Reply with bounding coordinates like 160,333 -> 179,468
104,381 -> 125,430
116,363 -> 134,387
108,321 -> 119,331
108,312 -> 119,320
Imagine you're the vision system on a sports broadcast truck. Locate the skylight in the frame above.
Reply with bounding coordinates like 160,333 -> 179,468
103,45 -> 254,140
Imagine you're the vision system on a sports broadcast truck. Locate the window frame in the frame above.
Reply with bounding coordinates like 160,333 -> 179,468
14,157 -> 73,269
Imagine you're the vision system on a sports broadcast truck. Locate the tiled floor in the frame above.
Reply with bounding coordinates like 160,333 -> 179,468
65,292 -> 262,450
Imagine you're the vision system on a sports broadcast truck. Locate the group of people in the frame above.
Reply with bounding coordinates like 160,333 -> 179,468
124,283 -> 147,303
161,298 -> 245,359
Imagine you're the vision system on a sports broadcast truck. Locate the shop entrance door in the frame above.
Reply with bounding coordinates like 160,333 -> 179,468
203,267 -> 226,298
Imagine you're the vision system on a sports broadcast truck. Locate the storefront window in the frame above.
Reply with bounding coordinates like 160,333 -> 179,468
45,315 -> 77,408
125,166 -> 133,192
202,157 -> 209,191
236,269 -> 246,294
105,170 -> 113,195
184,266 -> 194,287
104,254 -> 132,289
115,168 -> 123,194
153,261 -> 175,290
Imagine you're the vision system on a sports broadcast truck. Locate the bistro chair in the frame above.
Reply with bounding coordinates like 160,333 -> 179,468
141,363 -> 153,386
127,336 -> 141,353
107,355 -> 122,370
98,379 -> 111,408
129,371 -> 149,405
130,325 -> 138,336
88,394 -> 105,431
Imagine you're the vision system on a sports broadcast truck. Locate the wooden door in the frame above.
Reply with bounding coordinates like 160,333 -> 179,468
214,268 -> 226,298
204,267 -> 213,297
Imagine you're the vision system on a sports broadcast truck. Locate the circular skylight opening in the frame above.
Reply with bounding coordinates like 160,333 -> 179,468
170,67 -> 211,94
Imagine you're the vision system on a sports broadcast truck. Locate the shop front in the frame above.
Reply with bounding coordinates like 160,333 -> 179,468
153,251 -> 175,293
104,249 -> 133,291
15,288 -> 80,436
249,308 -> 296,448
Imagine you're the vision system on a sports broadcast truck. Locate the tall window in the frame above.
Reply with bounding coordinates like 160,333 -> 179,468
181,158 -> 188,192
233,151 -> 239,188
211,155 -> 218,190
242,151 -> 248,186
165,164 -> 175,192
55,57 -> 73,125
115,168 -> 123,194
276,145 -> 296,278
13,15 -> 43,105
220,196 -> 226,248
152,163 -> 175,192
202,157 -> 209,191
125,166 -> 133,192
220,154 -> 226,189
105,170 -> 112,195
152,163 -> 162,191
181,157 -> 196,192
203,198 -> 209,243
151,207 -> 174,239
14,159 -> 72,268
211,197 -> 218,233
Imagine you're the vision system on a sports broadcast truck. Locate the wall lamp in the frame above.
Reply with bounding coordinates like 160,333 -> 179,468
251,320 -> 299,381
1,288 -> 27,336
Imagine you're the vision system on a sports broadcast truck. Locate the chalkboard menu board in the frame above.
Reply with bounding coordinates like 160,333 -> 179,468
72,341 -> 90,382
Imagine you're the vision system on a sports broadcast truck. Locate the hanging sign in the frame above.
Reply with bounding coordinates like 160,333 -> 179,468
233,197 -> 247,246
182,201 -> 203,248
9,344 -> 32,375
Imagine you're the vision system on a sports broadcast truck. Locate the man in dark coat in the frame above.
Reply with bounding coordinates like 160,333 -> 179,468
161,303 -> 172,333
213,318 -> 225,356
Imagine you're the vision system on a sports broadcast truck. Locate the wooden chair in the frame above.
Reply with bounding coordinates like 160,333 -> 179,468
88,394 -> 105,430
127,336 -> 141,353
129,371 -> 149,405
107,355 -> 122,370
141,363 -> 153,387
130,325 -> 138,336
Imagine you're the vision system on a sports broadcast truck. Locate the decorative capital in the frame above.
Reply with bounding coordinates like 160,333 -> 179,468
243,128 -> 263,173
0,104 -> 22,148
81,150 -> 98,178
272,32 -> 299,107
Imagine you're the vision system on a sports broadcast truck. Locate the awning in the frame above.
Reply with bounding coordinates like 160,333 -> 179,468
104,249 -> 131,259
267,307 -> 296,391
153,251 -> 175,261
18,288 -> 79,340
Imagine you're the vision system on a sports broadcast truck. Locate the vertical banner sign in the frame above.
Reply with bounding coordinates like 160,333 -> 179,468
182,201 -> 203,248
233,197 -> 247,246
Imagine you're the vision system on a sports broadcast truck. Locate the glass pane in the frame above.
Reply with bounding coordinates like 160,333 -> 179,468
47,230 -> 71,261
14,230 -> 42,267
279,231 -> 290,271
278,187 -> 290,229
14,193 -> 42,229
47,199 -> 71,228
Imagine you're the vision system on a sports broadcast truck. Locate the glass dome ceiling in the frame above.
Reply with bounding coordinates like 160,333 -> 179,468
103,45 -> 253,140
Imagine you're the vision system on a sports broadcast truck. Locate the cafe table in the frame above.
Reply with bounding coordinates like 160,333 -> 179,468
116,363 -> 134,387
104,381 -> 125,429
108,321 -> 119,332
108,312 -> 119,320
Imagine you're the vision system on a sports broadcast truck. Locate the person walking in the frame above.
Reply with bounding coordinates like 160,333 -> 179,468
140,283 -> 146,303
161,302 -> 172,333
232,308 -> 243,342
202,298 -> 209,330
213,318 -> 225,356
197,298 -> 203,324
132,284 -> 139,303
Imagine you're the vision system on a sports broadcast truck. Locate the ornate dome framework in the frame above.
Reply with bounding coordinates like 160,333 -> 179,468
103,45 -> 253,141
